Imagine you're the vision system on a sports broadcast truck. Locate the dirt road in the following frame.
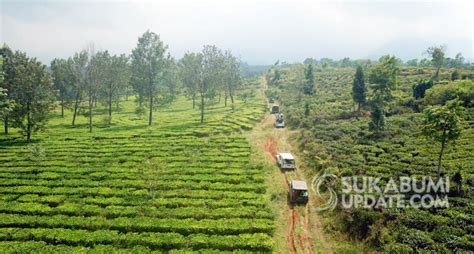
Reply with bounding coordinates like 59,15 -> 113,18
248,107 -> 332,253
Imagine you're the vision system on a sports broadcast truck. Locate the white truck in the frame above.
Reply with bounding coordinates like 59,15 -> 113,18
276,152 -> 296,170
274,113 -> 284,128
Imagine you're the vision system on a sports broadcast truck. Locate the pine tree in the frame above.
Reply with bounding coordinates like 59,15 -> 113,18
352,65 -> 366,112
303,63 -> 315,95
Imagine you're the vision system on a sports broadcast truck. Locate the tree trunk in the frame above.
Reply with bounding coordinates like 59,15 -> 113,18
357,102 -> 361,113
192,94 -> 195,109
3,117 -> 8,135
230,91 -> 235,111
61,96 -> 64,118
200,92 -> 204,123
435,67 -> 440,80
89,94 -> 93,133
148,95 -> 153,126
224,93 -> 228,107
26,102 -> 31,142
72,93 -> 80,126
108,94 -> 113,117
437,133 -> 446,177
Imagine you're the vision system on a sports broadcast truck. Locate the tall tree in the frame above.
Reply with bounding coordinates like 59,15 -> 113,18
70,51 -> 88,126
352,65 -> 366,112
109,54 -> 131,116
223,50 -> 241,108
0,44 -> 14,134
368,55 -> 400,131
200,45 -> 222,123
267,68 -> 281,87
451,53 -> 464,68
303,63 -> 315,95
0,57 -> 13,120
96,52 -> 130,121
158,54 -> 178,106
425,45 -> 446,80
8,51 -> 55,142
131,30 -> 169,126
86,48 -> 108,132
50,58 -> 74,117
422,100 -> 464,177
179,52 -> 202,109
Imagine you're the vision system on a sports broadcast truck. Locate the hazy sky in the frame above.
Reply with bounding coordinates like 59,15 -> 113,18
1,0 -> 473,65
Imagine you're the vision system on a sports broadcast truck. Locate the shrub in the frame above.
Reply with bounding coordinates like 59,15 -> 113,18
398,228 -> 435,250
383,243 -> 413,253
424,79 -> 474,107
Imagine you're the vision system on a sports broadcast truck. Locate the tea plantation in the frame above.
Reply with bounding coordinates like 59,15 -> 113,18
267,65 -> 473,252
0,95 -> 275,252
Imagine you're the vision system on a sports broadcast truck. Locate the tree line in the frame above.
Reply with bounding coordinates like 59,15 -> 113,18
303,49 -> 470,69
0,30 -> 242,142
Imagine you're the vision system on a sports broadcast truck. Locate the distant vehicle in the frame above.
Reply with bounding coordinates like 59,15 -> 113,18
276,152 -> 295,170
275,113 -> 285,128
268,97 -> 274,103
289,180 -> 309,204
275,120 -> 285,128
270,105 -> 279,114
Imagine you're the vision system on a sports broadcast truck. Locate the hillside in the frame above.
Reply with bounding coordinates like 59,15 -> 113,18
0,91 -> 277,252
266,65 -> 474,252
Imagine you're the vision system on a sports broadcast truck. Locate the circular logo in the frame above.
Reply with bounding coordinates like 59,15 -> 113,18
311,173 -> 338,211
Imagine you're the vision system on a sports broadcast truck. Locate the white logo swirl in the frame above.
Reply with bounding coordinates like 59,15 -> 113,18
311,174 -> 338,211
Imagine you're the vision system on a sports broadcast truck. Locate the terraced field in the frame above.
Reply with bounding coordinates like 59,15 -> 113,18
269,66 -> 474,252
0,95 -> 275,252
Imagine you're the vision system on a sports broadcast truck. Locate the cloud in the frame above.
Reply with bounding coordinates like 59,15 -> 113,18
1,0 -> 472,64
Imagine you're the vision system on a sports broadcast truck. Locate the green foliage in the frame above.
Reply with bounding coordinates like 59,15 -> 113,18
412,79 -> 433,99
422,99 -> 464,176
424,79 -> 474,107
352,65 -> 366,111
451,69 -> 460,80
368,55 -> 400,102
422,100 -> 464,144
266,68 -> 281,87
0,87 -> 12,120
8,51 -> 55,142
367,55 -> 400,132
425,45 -> 446,79
50,57 -> 75,116
238,89 -> 256,103
368,101 -> 385,131
397,228 -> 435,250
383,242 -> 413,253
303,63 -> 315,95
179,52 -> 202,108
131,30 -> 171,126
